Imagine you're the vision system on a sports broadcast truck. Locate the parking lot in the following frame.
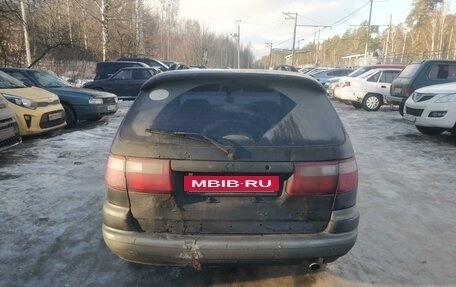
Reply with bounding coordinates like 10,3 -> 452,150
1,99 -> 455,287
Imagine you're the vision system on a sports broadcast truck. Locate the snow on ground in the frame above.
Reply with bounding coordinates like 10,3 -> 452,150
0,100 -> 455,287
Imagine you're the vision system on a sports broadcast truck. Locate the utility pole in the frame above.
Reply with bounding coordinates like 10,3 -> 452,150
315,28 -> 321,64
363,0 -> 374,65
384,14 -> 392,64
447,26 -> 453,60
266,42 -> 273,69
401,32 -> 407,63
438,1 -> 446,59
19,0 -> 31,67
231,20 -> 241,69
297,25 -> 331,66
283,12 -> 298,66
236,20 -> 241,68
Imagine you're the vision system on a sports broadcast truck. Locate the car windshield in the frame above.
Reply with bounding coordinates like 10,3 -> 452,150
30,70 -> 72,88
121,81 -> 345,147
0,71 -> 27,89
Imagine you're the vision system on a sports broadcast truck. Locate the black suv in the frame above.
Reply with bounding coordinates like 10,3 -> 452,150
387,60 -> 456,114
103,70 -> 359,269
94,61 -> 148,80
117,57 -> 169,71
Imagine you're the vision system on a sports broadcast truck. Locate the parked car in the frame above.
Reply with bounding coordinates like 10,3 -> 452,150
94,61 -> 149,80
273,64 -> 299,72
403,82 -> 456,136
306,67 -> 332,75
0,68 -> 119,128
333,64 -> 405,103
334,67 -> 403,111
102,69 -> 359,269
346,64 -> 405,78
83,67 -> 159,99
311,68 -> 353,86
388,60 -> 456,115
0,95 -> 21,150
117,57 -> 169,71
326,77 -> 341,96
168,62 -> 190,70
161,60 -> 177,67
299,67 -> 316,74
0,71 -> 66,136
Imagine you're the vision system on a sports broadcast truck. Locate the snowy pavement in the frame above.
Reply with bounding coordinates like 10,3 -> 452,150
1,100 -> 455,287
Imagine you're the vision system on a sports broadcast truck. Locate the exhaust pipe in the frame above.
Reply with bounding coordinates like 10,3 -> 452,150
308,258 -> 323,271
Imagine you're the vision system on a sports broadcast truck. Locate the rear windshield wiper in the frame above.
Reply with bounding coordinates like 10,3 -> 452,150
145,129 -> 236,160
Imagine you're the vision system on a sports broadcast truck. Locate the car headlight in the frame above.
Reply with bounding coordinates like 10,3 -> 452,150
89,97 -> 104,104
435,94 -> 456,103
0,97 -> 7,108
2,94 -> 38,109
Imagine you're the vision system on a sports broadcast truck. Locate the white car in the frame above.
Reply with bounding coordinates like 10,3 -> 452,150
403,82 -> 456,136
334,68 -> 403,111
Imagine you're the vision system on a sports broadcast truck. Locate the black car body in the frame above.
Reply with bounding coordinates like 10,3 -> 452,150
83,67 -> 159,99
95,61 -> 149,80
387,60 -> 456,113
0,68 -> 118,127
273,65 -> 299,72
168,62 -> 190,70
103,70 -> 359,269
117,57 -> 169,71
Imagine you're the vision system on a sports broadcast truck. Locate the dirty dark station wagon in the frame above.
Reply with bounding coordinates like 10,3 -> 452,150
103,69 -> 359,270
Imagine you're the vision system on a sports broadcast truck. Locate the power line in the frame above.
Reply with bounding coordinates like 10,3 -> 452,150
330,0 -> 371,27
275,1 -> 371,49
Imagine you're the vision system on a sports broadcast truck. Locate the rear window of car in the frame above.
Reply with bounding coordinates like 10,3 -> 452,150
120,80 -> 345,147
398,63 -> 421,78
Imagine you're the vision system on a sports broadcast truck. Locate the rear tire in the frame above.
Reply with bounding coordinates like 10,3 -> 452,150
415,125 -> 445,135
352,102 -> 362,109
399,100 -> 406,116
362,94 -> 382,111
450,124 -> 456,139
63,104 -> 77,128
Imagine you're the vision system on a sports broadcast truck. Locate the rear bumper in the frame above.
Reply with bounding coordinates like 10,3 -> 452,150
386,94 -> 405,104
102,206 -> 359,267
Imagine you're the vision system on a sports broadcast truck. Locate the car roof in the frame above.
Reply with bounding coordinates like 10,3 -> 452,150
358,67 -> 403,78
98,61 -> 148,65
118,67 -> 157,70
410,59 -> 456,64
141,69 -> 326,93
0,67 -> 34,71
366,64 -> 405,68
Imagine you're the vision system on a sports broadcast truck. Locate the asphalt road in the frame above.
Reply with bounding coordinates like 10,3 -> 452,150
1,100 -> 455,287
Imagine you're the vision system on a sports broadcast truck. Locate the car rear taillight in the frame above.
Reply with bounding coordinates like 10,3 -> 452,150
403,85 -> 411,97
286,158 -> 357,196
105,154 -> 127,191
105,154 -> 173,194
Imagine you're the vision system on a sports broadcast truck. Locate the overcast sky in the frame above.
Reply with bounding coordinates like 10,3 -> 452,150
179,0 -> 456,60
